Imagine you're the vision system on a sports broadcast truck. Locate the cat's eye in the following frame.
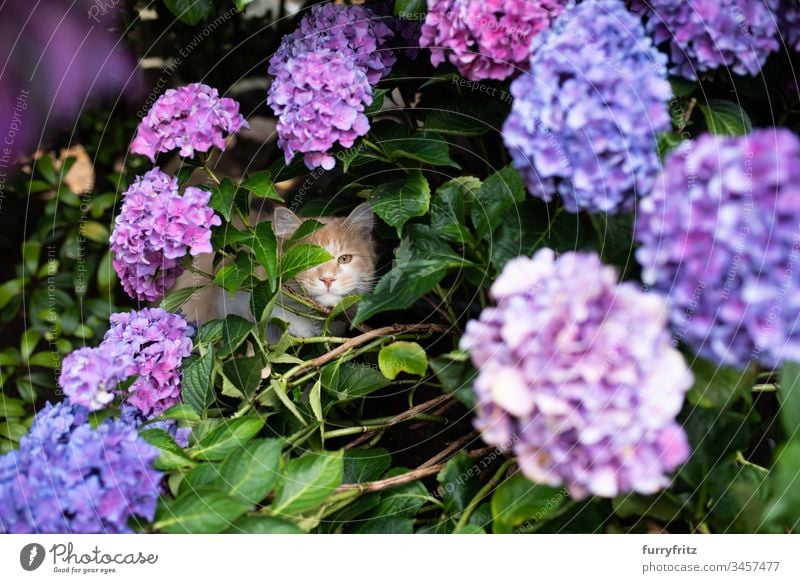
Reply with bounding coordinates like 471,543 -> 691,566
338,254 -> 353,265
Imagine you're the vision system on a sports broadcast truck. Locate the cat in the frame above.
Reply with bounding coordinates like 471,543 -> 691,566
176,203 -> 377,339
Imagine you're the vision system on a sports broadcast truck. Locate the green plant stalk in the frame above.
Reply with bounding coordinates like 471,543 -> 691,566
454,459 -> 514,532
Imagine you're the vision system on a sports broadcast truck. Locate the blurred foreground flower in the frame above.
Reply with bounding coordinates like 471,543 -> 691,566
0,402 -> 161,533
110,168 -> 221,301
503,0 -> 671,213
130,83 -> 249,162
636,129 -> 800,369
461,249 -> 692,499
420,0 -> 569,81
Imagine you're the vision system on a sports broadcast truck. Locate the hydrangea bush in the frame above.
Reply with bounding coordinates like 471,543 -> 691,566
3,0 -> 800,535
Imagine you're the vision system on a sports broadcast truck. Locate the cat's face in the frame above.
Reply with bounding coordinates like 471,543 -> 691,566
274,204 -> 377,307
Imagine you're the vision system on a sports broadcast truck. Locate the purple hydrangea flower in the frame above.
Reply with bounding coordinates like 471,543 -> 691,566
110,168 -> 221,301
0,401 -> 161,534
59,309 -> 193,417
629,0 -> 780,80
104,308 -> 194,417
268,49 -> 373,170
131,82 -> 249,162
636,129 -> 800,369
419,0 -> 569,81
269,3 -> 395,85
119,403 -> 191,448
779,0 -> 800,51
503,0 -> 672,213
461,249 -> 692,499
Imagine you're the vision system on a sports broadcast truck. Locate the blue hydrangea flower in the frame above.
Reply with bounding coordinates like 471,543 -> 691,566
0,401 -> 161,534
503,0 -> 672,213
636,129 -> 800,369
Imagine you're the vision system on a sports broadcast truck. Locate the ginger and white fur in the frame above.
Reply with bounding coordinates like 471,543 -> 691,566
176,203 -> 377,338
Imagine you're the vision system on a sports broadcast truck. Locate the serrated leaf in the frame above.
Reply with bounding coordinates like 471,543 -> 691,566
154,489 -> 251,533
240,171 -> 281,200
321,362 -> 390,402
161,286 -> 206,312
383,131 -> 460,168
343,447 -> 391,483
471,165 -> 525,239
437,451 -> 481,514
252,221 -> 278,289
161,404 -> 201,423
280,244 -> 332,280
491,473 -> 565,533
182,346 -> 215,414
378,341 -> 428,380
369,171 -> 431,236
699,99 -> 752,136
140,428 -> 196,471
271,450 -> 344,515
191,417 -> 264,461
222,356 -> 264,397
217,438 -> 282,503
210,178 -> 236,221
218,314 -> 253,358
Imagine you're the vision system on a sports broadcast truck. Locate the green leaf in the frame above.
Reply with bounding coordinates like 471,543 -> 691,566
140,428 -> 196,471
343,447 -> 391,483
240,171 -> 282,200
251,221 -> 278,288
272,450 -> 344,515
162,0 -> 213,26
280,244 -> 332,280
491,473 -> 566,533
234,0 -> 255,12
762,441 -> 800,531
97,250 -> 117,293
180,463 -> 221,495
424,103 -> 494,137
309,379 -> 323,422
369,171 -> 431,236
210,179 -> 236,222
699,99 -> 752,136
222,356 -> 264,398
250,280 -> 275,323
321,362 -> 390,402
161,286 -> 206,312
28,351 -> 57,369
371,468 -> 428,517
20,329 -> 40,363
437,451 -> 481,515
687,357 -> 755,409
226,516 -> 303,534
290,219 -> 325,242
191,417 -> 264,461
161,404 -> 201,423
0,279 -> 23,310
353,259 -> 447,324
471,165 -> 525,239
182,346 -> 215,414
196,319 -> 225,344
218,314 -> 254,358
0,420 -> 27,441
0,396 -> 26,418
431,176 -> 481,242
394,0 -> 426,17
213,253 -> 253,296
154,489 -> 251,533
779,362 -> 800,438
378,341 -> 428,380
679,408 -> 750,488
216,438 -> 283,503
612,493 -> 684,523
670,77 -> 697,98
383,131 -> 460,168
356,516 -> 414,534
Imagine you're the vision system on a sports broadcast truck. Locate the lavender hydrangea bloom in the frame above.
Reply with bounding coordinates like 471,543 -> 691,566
629,0 -> 780,80
59,346 -> 136,411
104,308 -> 194,417
269,3 -> 395,84
0,401 -> 161,534
268,49 -> 373,170
461,249 -> 692,499
131,83 -> 249,162
419,0 -> 569,81
110,168 -> 221,301
503,0 -> 672,213
636,129 -> 800,369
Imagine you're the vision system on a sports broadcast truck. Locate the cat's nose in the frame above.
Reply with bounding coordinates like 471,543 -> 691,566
320,276 -> 336,289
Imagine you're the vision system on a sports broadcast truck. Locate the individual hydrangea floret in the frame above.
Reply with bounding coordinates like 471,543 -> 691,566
503,0 -> 672,213
269,3 -> 395,84
629,0 -> 780,80
268,49 -> 373,170
104,308 -> 194,417
461,249 -> 693,499
110,168 -> 221,301
636,129 -> 800,369
419,0 -> 569,81
131,82 -> 249,162
0,401 -> 161,533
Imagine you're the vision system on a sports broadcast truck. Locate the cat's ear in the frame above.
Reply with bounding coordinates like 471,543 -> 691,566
345,203 -> 374,235
273,207 -> 302,238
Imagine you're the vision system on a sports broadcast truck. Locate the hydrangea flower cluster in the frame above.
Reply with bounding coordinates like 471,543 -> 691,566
269,49 -> 373,171
629,0 -> 780,80
460,249 -> 693,499
267,3 -> 394,170
635,129 -> 800,369
420,0 -> 569,81
110,168 -> 221,301
120,403 -> 191,448
268,3 -> 395,84
0,401 -> 161,533
503,0 -> 672,213
60,308 -> 193,417
779,1 -> 800,52
130,82 -> 248,162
